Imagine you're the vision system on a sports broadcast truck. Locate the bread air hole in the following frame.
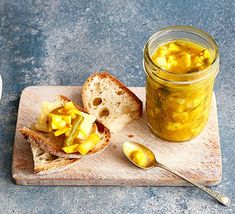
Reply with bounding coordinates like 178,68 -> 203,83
94,82 -> 101,93
92,97 -> 102,106
116,102 -> 121,107
99,108 -> 110,117
46,155 -> 57,161
36,149 -> 44,156
116,90 -> 124,95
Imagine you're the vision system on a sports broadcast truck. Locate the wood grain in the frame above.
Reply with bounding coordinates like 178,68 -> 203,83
12,86 -> 222,186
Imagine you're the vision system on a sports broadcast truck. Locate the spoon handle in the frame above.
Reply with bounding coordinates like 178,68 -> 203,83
157,162 -> 231,206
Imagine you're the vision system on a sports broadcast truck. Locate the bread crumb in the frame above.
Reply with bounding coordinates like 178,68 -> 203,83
128,134 -> 134,138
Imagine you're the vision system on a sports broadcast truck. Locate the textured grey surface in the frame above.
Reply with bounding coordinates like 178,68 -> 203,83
0,0 -> 234,213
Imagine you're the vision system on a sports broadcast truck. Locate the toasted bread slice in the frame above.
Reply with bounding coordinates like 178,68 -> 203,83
28,139 -> 79,175
20,96 -> 111,159
20,120 -> 110,159
82,72 -> 143,133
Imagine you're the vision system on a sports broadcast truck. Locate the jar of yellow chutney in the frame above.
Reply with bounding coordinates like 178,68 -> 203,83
143,26 -> 219,142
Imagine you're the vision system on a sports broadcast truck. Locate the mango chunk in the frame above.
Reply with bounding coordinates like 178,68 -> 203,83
180,52 -> 191,68
77,130 -> 88,140
63,101 -> 76,111
168,43 -> 180,52
154,56 -> 167,67
66,108 -> 81,115
158,46 -> 168,56
62,144 -> 79,154
167,55 -> 177,66
50,115 -> 67,130
131,150 -> 148,167
202,49 -> 210,59
63,115 -> 72,125
193,56 -> 203,66
165,122 -> 184,131
77,133 -> 100,155
54,126 -> 71,137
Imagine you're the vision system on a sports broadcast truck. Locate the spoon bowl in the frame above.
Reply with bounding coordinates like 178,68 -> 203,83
122,141 -> 156,169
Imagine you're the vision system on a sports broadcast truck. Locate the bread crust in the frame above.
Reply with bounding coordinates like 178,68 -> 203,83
20,119 -> 110,159
28,140 -> 80,175
82,71 -> 143,117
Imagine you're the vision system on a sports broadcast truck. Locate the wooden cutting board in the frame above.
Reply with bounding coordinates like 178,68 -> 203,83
12,86 -> 222,186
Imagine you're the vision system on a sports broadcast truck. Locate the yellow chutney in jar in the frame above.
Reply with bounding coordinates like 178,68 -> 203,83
143,26 -> 219,142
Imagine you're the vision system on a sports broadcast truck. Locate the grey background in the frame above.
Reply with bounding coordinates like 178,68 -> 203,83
0,0 -> 234,213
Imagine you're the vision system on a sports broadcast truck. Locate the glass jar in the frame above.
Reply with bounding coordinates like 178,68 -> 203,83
143,26 -> 219,142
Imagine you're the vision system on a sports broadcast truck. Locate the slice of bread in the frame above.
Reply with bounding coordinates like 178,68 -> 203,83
82,72 -> 143,133
28,138 -> 79,175
20,119 -> 110,159
20,95 -> 111,159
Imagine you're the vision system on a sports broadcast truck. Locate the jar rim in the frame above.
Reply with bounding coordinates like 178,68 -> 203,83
143,26 -> 219,84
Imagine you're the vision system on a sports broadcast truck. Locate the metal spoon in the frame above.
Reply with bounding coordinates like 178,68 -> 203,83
123,141 -> 230,206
